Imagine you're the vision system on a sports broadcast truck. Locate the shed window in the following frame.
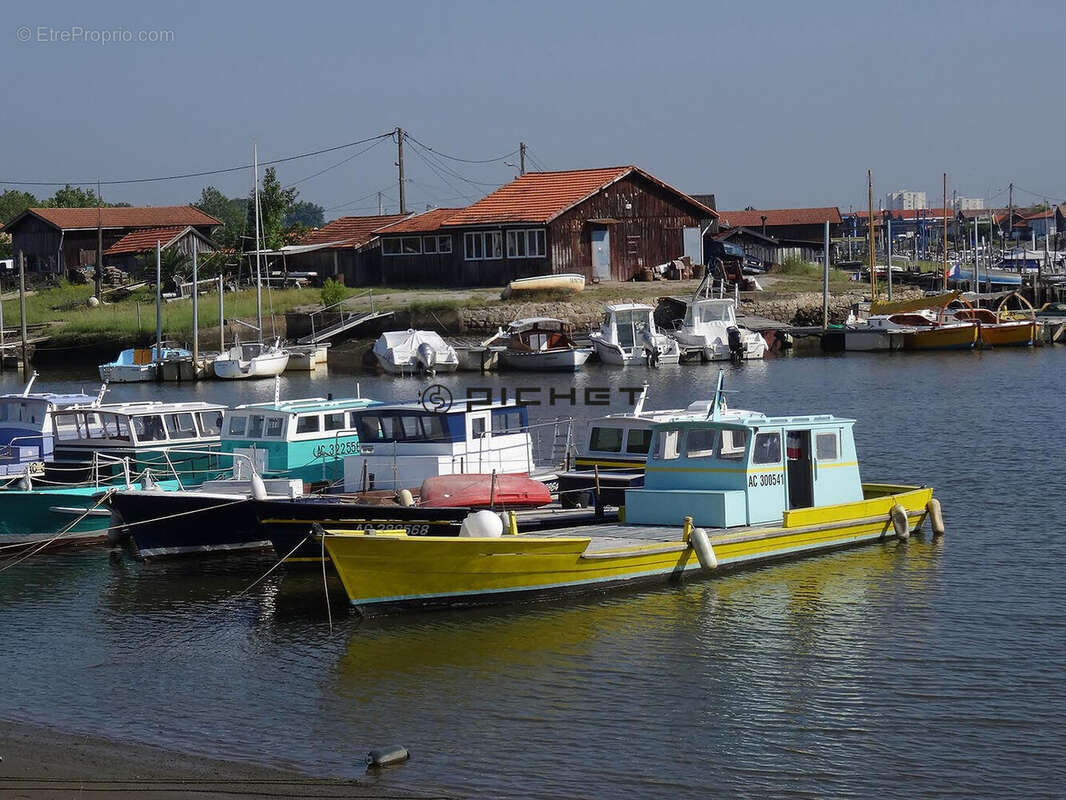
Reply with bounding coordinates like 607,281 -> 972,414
382,238 -> 402,256
437,235 -> 453,253
816,432 -> 839,461
423,236 -> 438,254
626,428 -> 652,455
589,426 -> 623,453
717,429 -> 749,461
753,432 -> 782,464
165,413 -> 197,440
324,413 -> 346,431
506,229 -> 546,258
227,416 -> 247,437
656,429 -> 681,460
464,231 -> 502,261
400,236 -> 421,254
296,415 -> 320,434
684,428 -> 717,459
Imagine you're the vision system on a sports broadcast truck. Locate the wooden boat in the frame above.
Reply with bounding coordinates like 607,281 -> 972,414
319,373 -> 942,613
590,304 -> 680,366
949,308 -> 1036,347
495,318 -> 592,371
505,273 -> 585,296
894,312 -> 979,350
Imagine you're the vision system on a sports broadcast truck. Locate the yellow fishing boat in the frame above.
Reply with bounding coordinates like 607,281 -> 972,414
320,374 -> 943,613
505,273 -> 585,295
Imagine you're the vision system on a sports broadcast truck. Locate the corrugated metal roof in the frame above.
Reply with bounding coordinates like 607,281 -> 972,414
718,207 -> 843,228
298,214 -> 410,250
22,206 -> 220,230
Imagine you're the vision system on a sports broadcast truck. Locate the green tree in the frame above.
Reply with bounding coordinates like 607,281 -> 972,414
45,184 -> 103,207
194,186 -> 248,250
0,189 -> 38,225
252,167 -> 298,251
284,200 -> 324,229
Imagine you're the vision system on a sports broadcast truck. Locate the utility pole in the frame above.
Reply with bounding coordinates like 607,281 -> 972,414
95,180 -> 103,301
396,127 -> 407,214
519,142 -> 527,175
378,192 -> 383,216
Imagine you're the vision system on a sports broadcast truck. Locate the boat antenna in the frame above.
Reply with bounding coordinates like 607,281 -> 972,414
633,382 -> 648,416
273,375 -> 281,405
94,381 -> 109,407
21,370 -> 38,396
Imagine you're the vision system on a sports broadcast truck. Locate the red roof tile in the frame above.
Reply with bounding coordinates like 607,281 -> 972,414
375,208 -> 463,234
1023,208 -> 1054,220
298,214 -> 410,250
851,208 -> 952,221
719,207 -> 843,228
104,226 -> 189,255
442,166 -> 715,227
24,205 -> 220,230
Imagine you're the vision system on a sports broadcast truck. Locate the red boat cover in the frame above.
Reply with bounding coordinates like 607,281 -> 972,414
420,473 -> 551,509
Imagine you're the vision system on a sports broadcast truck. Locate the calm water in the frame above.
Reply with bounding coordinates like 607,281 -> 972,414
1,351 -> 1064,798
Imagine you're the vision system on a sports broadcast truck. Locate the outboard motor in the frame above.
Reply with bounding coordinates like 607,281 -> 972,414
641,329 -> 661,368
727,326 -> 744,363
415,342 -> 437,376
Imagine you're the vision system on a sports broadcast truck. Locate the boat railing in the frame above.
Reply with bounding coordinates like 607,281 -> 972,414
0,432 -> 50,460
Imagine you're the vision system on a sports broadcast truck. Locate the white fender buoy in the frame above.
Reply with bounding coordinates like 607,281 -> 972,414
250,471 -> 268,502
17,472 -> 32,491
689,527 -> 718,572
366,745 -> 409,769
459,509 -> 503,538
926,498 -> 945,537
397,488 -> 415,508
890,503 -> 909,540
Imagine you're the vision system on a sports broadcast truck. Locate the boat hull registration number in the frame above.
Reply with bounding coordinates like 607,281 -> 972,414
748,473 -> 784,488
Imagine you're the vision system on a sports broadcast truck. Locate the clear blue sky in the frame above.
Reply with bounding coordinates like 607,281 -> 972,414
4,0 -> 1064,218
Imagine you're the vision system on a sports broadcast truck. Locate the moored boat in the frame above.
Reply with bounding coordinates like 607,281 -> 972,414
949,308 -> 1036,347
505,273 -> 585,296
318,373 -> 942,613
590,303 -> 680,366
495,318 -> 592,371
98,344 -> 192,383
213,340 -> 290,379
372,330 -> 459,375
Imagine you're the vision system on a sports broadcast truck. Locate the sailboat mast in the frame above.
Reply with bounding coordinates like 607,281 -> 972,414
253,143 -> 263,341
867,170 -> 876,297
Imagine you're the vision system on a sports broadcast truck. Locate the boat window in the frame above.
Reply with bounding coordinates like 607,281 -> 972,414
247,415 -> 265,438
753,432 -> 782,464
684,428 -> 717,459
357,415 -> 385,441
54,413 -> 80,441
265,417 -> 284,437
423,414 -> 446,440
700,305 -> 731,323
324,413 -> 346,432
133,415 -> 167,443
198,411 -> 223,437
400,416 -> 422,439
816,432 -> 838,461
471,417 -> 487,439
717,429 -> 749,461
296,415 -> 320,434
227,416 -> 247,437
165,413 -> 197,440
102,413 -> 131,442
626,428 -> 652,455
655,429 -> 681,460
589,426 -> 623,453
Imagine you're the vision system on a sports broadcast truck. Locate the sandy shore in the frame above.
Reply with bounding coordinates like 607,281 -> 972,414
0,718 -> 453,799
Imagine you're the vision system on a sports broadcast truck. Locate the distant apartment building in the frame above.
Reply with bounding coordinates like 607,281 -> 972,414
955,197 -> 984,211
886,191 -> 927,210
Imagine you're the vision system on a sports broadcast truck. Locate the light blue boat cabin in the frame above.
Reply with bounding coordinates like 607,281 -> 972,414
220,396 -> 380,486
0,392 -> 96,477
624,403 -> 862,528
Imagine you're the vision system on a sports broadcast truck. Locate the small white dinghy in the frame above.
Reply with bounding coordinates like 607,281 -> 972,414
373,330 -> 459,375
213,340 -> 290,380
590,303 -> 680,366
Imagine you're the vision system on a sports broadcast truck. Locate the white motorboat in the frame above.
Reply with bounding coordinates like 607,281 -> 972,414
673,297 -> 766,361
590,303 -> 680,366
213,340 -> 290,379
98,344 -> 191,383
495,317 -> 592,371
372,330 -> 459,375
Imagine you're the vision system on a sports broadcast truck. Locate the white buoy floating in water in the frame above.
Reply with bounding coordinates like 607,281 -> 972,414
366,745 -> 409,769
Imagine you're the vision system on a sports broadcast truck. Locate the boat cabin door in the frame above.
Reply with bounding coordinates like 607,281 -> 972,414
785,430 -> 813,509
466,409 -> 492,473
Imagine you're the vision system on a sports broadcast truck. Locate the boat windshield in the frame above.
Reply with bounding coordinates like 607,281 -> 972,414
0,399 -> 47,425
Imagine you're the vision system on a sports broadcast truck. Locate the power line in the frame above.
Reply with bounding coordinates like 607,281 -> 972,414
403,133 -> 519,164
405,138 -> 505,189
285,137 -> 389,188
406,146 -> 480,203
0,131 -> 394,187
325,183 -> 396,212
